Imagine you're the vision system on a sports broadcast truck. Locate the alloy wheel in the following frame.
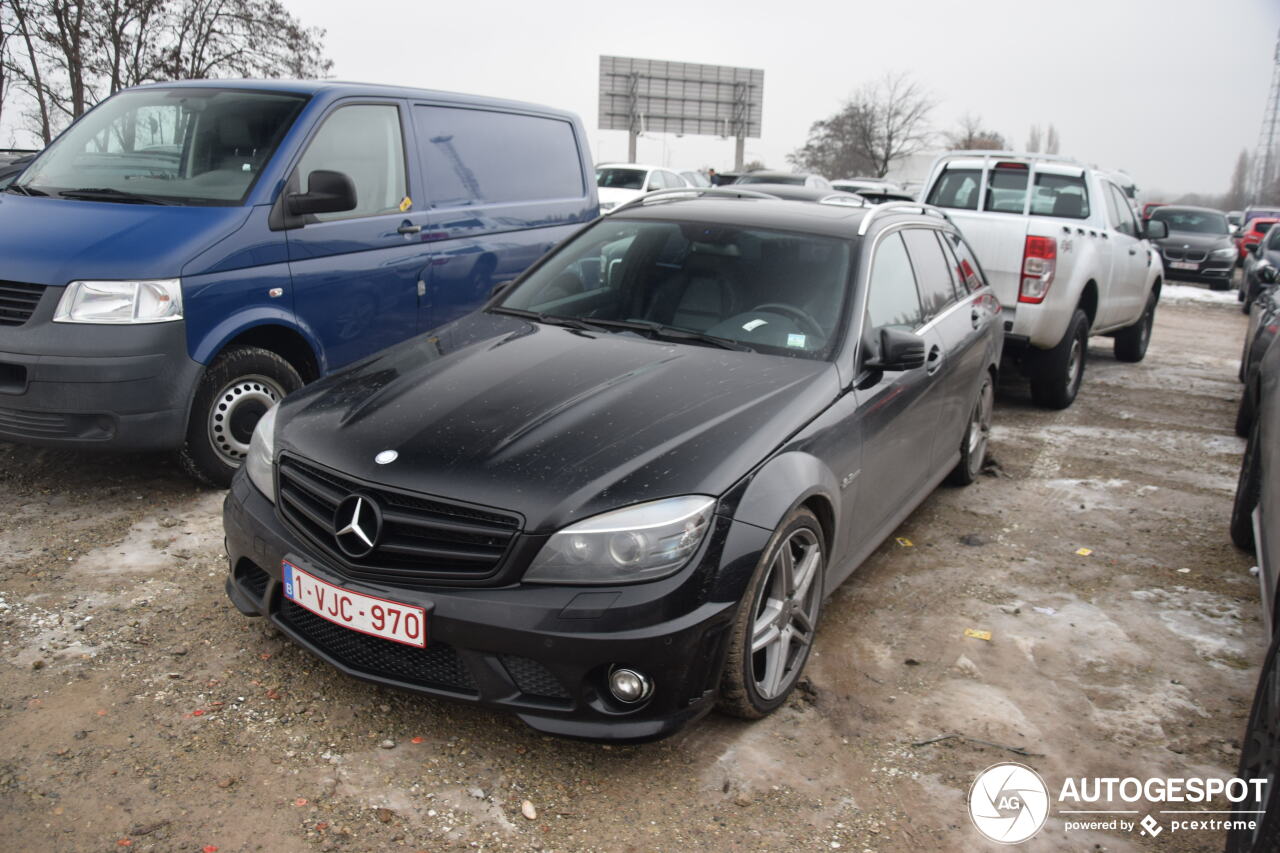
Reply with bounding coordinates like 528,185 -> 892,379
750,527 -> 823,700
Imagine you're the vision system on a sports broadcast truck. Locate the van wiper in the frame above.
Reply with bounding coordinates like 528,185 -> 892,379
59,187 -> 172,205
5,184 -> 47,197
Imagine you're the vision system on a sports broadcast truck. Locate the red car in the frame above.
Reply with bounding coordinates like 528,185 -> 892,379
1240,217 -> 1280,264
1142,202 -> 1166,220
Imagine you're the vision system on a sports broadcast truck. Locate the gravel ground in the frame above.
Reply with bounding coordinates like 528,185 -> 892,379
0,293 -> 1266,853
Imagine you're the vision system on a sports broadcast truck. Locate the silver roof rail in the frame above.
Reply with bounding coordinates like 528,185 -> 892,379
856,201 -> 950,236
607,186 -> 780,214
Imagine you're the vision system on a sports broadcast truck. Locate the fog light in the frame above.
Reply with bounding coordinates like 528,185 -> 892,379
608,667 -> 652,703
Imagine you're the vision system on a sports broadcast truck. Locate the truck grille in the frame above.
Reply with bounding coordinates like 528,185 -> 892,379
0,281 -> 44,327
277,454 -> 521,588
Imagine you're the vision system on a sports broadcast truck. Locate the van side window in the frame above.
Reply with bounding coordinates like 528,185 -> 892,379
866,232 -> 923,330
415,107 -> 585,207
296,104 -> 407,221
901,228 -> 956,318
1030,172 -> 1090,220
926,168 -> 980,210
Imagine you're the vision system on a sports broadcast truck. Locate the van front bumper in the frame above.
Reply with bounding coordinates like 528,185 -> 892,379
0,312 -> 201,451
222,471 -> 754,742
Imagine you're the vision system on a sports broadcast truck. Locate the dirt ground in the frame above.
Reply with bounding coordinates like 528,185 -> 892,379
0,290 -> 1267,853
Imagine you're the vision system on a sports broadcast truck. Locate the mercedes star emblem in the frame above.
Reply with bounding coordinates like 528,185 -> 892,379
333,494 -> 382,558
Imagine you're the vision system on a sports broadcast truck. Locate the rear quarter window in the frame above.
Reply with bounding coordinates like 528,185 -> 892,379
926,169 -> 980,210
414,106 -> 585,207
1030,172 -> 1090,220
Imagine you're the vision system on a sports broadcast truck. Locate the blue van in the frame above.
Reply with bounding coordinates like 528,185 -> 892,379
0,80 -> 597,485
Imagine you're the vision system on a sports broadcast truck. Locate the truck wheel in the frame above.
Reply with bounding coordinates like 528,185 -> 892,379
1113,292 -> 1156,363
1029,309 -> 1089,410
179,347 -> 302,488
947,371 -> 993,486
718,507 -> 825,719
1230,421 -> 1262,551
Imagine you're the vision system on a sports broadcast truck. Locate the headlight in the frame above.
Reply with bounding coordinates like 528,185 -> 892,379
54,279 -> 182,323
245,403 -> 279,503
1212,247 -> 1237,260
524,496 -> 716,584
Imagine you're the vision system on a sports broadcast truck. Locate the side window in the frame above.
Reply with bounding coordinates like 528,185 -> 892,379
1029,172 -> 1090,220
866,232 -> 923,330
984,167 -> 1028,214
295,104 -> 406,221
661,170 -> 684,188
926,168 -> 980,210
933,231 -> 966,300
902,228 -> 957,318
414,106 -> 584,207
645,171 -> 666,190
1109,185 -> 1138,237
944,231 -> 987,293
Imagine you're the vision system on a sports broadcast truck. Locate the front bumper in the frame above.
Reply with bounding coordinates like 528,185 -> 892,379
222,472 -> 763,742
1159,257 -> 1235,285
0,289 -> 201,450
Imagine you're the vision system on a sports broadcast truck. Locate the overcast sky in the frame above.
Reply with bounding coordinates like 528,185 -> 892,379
291,0 -> 1279,197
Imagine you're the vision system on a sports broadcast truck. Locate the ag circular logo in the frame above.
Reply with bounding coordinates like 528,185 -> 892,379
968,762 -> 1050,844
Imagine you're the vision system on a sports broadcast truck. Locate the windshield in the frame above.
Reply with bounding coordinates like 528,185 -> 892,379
496,217 -> 851,359
597,168 -> 646,190
1151,208 -> 1229,235
17,87 -> 307,205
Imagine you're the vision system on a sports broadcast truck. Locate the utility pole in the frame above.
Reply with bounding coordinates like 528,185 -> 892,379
1248,29 -> 1280,204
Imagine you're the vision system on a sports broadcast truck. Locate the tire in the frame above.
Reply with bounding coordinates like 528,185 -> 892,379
718,507 -> 825,719
1029,309 -> 1089,410
178,346 -> 302,488
1231,421 -> 1262,551
1237,385 -> 1256,439
1225,632 -> 1280,853
1114,291 -> 1157,363
947,371 -> 994,486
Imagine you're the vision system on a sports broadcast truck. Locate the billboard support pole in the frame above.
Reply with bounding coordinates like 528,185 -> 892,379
734,136 -> 744,170
627,71 -> 639,164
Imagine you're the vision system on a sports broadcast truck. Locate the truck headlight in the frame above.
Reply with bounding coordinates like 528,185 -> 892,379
524,496 -> 715,584
1212,247 -> 1238,260
245,404 -> 278,503
54,279 -> 182,323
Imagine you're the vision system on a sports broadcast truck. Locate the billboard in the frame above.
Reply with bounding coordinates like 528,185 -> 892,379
598,55 -> 763,164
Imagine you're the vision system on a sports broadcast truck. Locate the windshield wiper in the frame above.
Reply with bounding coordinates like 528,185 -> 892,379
488,306 -> 612,333
604,319 -> 753,351
5,184 -> 47,197
58,187 -> 172,205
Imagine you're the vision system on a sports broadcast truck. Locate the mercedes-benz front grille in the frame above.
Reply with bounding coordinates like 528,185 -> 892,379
277,454 -> 521,588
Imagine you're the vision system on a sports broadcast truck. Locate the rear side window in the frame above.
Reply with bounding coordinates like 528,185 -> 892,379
296,104 -> 407,221
927,168 -> 980,210
1030,172 -> 1090,220
943,231 -> 987,293
901,228 -> 956,318
985,167 -> 1028,214
866,232 -> 923,329
415,106 -> 584,207
1256,221 -> 1274,235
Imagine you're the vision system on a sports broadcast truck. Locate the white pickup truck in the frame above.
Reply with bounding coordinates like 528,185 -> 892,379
921,151 -> 1167,408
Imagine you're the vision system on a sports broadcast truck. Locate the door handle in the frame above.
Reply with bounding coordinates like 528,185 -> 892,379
397,224 -> 422,235
926,344 -> 943,375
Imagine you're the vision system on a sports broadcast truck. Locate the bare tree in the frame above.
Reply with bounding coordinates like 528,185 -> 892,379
1026,124 -> 1041,153
2,0 -> 331,144
945,113 -> 1007,151
1045,124 -> 1060,155
789,72 -> 935,179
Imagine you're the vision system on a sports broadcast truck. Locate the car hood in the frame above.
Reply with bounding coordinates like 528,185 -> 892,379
1156,231 -> 1234,252
0,194 -> 252,284
276,311 -> 840,532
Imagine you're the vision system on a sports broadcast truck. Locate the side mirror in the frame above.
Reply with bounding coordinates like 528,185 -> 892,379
1144,220 -> 1168,240
865,327 -> 926,372
1252,243 -> 1264,257
287,170 -> 357,216
1261,264 -> 1277,285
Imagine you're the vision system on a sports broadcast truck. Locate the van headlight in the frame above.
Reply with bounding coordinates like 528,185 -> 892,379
245,404 -> 279,503
524,496 -> 716,584
54,279 -> 183,323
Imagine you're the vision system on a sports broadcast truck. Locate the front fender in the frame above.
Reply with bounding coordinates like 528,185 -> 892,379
189,307 -> 322,370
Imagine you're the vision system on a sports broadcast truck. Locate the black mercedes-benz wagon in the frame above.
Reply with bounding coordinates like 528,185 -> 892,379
222,189 -> 1004,740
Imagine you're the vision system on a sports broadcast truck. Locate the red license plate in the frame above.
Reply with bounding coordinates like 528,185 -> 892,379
282,561 -> 426,648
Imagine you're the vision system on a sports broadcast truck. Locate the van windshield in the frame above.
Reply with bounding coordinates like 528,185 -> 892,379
15,87 -> 307,206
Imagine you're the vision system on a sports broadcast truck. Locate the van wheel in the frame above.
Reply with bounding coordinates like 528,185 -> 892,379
1114,292 -> 1156,363
1029,309 -> 1089,409
718,507 -> 825,719
947,372 -> 994,486
1231,421 -> 1262,552
179,347 -> 302,488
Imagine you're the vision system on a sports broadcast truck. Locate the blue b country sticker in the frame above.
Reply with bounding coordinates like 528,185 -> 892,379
282,560 -> 295,600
